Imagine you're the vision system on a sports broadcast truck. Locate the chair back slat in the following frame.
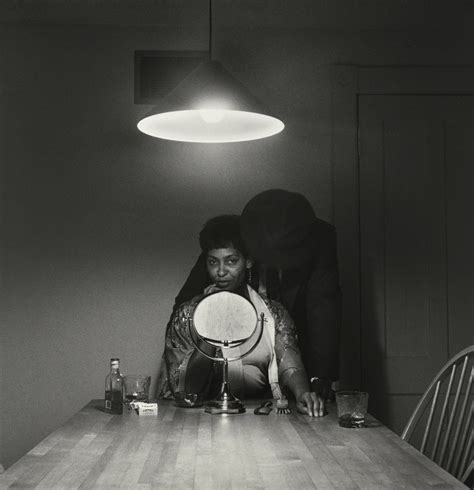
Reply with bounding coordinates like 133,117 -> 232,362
456,417 -> 472,481
453,375 -> 472,479
402,345 -> 474,485
447,358 -> 471,472
431,364 -> 456,462
421,381 -> 440,453
460,460 -> 473,487
439,356 -> 469,468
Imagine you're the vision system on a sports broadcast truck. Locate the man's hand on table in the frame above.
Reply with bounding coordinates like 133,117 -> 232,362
296,392 -> 325,417
311,377 -> 332,417
296,378 -> 331,417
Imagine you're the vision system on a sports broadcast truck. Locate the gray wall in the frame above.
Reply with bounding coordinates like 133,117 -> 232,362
1,0 -> 472,469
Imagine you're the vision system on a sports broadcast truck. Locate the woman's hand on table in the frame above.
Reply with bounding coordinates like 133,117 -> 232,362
296,391 -> 325,417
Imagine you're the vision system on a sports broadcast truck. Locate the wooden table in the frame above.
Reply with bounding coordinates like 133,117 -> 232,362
0,399 -> 466,489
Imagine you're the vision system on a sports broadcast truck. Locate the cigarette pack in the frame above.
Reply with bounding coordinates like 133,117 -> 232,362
137,402 -> 158,416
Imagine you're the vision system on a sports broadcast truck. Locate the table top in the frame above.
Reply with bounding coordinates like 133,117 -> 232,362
0,399 -> 465,489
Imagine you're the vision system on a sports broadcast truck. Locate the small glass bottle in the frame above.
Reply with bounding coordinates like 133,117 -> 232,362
104,358 -> 124,414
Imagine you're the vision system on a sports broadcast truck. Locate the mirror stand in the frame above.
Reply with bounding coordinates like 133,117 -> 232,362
205,356 -> 246,414
190,292 -> 266,415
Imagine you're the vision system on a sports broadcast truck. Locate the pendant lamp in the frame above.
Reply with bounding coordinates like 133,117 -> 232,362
137,1 -> 284,143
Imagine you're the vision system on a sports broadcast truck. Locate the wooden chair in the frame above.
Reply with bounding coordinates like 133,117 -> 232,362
402,345 -> 473,485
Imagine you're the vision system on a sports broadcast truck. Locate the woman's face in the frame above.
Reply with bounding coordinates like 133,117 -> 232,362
206,247 -> 252,292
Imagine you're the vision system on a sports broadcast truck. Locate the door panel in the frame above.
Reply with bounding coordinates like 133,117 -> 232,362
359,95 -> 473,433
445,103 -> 474,355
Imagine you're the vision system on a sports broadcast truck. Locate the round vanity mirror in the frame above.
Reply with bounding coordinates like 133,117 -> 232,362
192,291 -> 258,345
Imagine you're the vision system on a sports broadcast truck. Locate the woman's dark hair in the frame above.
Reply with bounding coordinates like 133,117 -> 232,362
199,215 -> 249,257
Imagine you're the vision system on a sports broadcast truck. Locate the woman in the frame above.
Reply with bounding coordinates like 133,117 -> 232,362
157,215 -> 319,416
172,190 -> 341,418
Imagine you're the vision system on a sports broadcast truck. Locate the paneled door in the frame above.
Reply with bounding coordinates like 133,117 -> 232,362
358,95 -> 473,434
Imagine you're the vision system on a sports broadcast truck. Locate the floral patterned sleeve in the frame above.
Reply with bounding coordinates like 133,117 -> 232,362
265,298 -> 306,385
156,300 -> 198,397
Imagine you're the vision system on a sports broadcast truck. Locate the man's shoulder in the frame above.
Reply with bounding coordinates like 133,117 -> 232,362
310,218 -> 338,266
313,217 -> 336,237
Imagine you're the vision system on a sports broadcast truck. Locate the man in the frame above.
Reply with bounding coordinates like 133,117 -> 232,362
174,189 -> 341,416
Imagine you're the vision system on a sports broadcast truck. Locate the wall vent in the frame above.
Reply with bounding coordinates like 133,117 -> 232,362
134,50 -> 208,104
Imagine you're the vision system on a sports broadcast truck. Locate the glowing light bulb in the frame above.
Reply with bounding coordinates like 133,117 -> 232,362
199,109 -> 225,123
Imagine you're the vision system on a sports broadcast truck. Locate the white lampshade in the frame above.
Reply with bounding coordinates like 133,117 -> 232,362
137,60 -> 284,143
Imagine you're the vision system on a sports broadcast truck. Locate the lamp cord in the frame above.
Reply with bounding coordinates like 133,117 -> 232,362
209,0 -> 213,60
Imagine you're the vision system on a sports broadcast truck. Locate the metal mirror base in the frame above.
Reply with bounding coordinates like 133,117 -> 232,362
205,400 -> 246,415
205,391 -> 246,414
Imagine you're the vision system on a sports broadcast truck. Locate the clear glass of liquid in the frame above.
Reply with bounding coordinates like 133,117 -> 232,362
123,375 -> 151,405
335,391 -> 369,428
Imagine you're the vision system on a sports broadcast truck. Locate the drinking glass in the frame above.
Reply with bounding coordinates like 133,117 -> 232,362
336,390 -> 369,428
123,375 -> 151,404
